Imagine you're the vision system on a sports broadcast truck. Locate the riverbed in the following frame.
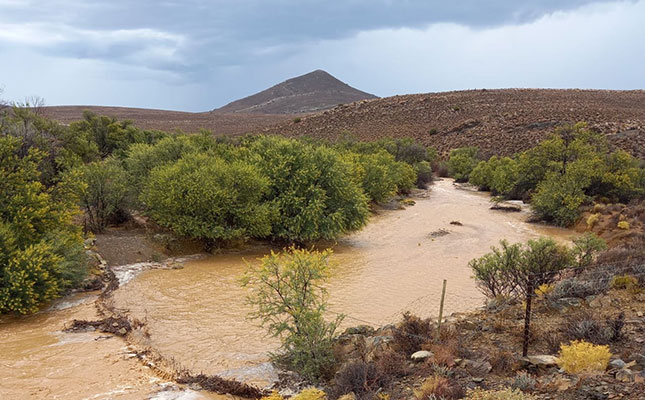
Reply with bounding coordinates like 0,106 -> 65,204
0,179 -> 573,399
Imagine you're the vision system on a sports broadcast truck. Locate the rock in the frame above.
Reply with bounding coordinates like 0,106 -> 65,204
463,359 -> 492,376
449,221 -> 463,226
411,350 -> 433,362
84,238 -> 96,247
524,355 -> 559,368
471,377 -> 484,383
589,295 -> 612,309
609,359 -> 626,369
118,328 -> 127,336
637,311 -> 644,317
615,369 -> 633,382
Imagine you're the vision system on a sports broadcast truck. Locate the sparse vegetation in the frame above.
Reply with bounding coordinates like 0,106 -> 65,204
465,388 -> 536,400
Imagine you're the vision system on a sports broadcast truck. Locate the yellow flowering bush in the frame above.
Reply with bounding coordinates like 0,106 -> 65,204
557,340 -> 611,375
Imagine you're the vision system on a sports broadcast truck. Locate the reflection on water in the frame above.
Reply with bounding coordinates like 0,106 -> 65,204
112,179 -> 574,385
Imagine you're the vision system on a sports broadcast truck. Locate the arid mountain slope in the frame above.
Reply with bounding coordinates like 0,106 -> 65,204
263,89 -> 645,158
215,70 -> 378,114
44,106 -> 292,135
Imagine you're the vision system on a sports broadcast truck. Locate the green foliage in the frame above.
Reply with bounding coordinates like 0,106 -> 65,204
469,237 -> 574,299
531,170 -> 588,226
610,274 -> 639,290
468,123 -> 644,226
0,136 -> 87,314
348,151 -> 400,203
69,111 -> 168,158
241,248 -> 342,381
468,240 -> 522,298
76,158 -> 130,232
469,156 -> 519,195
141,153 -> 271,245
571,233 -> 607,270
251,136 -> 369,243
124,135 -> 201,193
447,147 -> 479,182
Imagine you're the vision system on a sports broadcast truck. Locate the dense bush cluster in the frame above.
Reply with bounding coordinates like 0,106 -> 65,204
0,135 -> 87,314
463,123 -> 645,226
1,105 -> 433,313
125,134 -> 430,245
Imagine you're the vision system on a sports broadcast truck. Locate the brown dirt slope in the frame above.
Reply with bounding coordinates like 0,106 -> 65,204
215,69 -> 378,114
44,105 -> 292,135
262,89 -> 645,158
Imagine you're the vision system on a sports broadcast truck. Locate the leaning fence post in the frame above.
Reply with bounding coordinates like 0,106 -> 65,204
437,279 -> 447,340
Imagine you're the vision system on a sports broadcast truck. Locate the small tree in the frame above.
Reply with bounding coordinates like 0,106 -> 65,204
469,237 -> 574,356
241,247 -> 343,381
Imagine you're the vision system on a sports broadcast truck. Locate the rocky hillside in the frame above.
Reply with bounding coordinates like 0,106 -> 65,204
215,70 -> 378,114
43,106 -> 292,135
263,89 -> 645,159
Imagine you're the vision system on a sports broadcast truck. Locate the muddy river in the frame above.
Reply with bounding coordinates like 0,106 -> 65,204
0,179 -> 574,399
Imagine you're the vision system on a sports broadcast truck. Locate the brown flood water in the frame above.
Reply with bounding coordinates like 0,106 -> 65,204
0,179 -> 574,398
111,179 -> 574,385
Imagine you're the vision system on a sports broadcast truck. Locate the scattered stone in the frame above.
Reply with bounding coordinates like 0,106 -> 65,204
463,359 -> 492,376
589,295 -> 613,309
615,369 -> 633,382
411,350 -> 433,362
523,355 -> 559,368
609,359 -> 626,369
449,221 -> 463,226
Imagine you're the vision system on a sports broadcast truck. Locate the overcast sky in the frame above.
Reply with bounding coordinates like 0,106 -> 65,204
1,0 -> 643,111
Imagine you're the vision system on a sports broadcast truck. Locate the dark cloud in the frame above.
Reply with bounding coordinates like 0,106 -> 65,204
0,0 -> 642,111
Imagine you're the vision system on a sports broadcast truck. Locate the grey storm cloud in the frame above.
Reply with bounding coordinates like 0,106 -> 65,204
1,0 -> 606,72
0,0 -> 643,111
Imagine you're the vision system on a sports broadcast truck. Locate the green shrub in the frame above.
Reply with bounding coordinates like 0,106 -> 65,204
241,248 -> 342,381
141,153 -> 271,246
611,274 -> 638,290
77,158 -> 130,232
251,136 -> 369,243
571,233 -> 607,270
447,147 -> 479,182
348,151 -> 401,203
470,237 -> 573,299
531,171 -> 588,226
414,160 -> 433,188
124,135 -> 201,193
0,136 -> 87,314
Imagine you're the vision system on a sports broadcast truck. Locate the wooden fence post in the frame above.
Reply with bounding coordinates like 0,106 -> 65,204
437,279 -> 447,340
522,276 -> 534,357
